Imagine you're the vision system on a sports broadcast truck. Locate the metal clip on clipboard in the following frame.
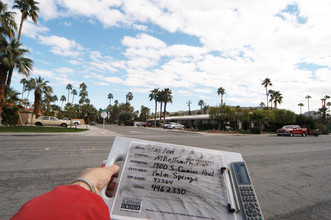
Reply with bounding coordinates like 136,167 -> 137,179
221,167 -> 241,213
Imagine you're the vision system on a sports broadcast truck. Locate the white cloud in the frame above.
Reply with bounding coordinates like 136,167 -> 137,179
132,24 -> 148,31
38,35 -> 84,57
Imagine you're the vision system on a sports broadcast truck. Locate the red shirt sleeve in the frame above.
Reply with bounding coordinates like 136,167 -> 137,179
11,185 -> 110,220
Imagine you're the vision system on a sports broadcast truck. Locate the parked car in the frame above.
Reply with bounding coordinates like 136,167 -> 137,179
166,122 -> 185,129
62,117 -> 81,125
161,123 -> 170,128
26,116 -> 69,128
136,122 -> 151,127
277,125 -> 308,137
90,121 -> 96,126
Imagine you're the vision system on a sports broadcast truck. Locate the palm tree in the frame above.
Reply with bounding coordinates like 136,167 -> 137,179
20,78 -> 28,99
125,92 -> 133,120
71,89 -> 77,104
261,78 -> 272,109
24,78 -> 34,99
260,102 -> 265,108
149,88 -> 159,126
66,84 -> 72,103
198,100 -> 205,113
305,95 -> 311,116
13,0 -> 39,43
298,103 -> 304,114
0,39 -> 32,116
158,90 -> 165,122
5,40 -> 33,87
0,1 -> 17,40
107,93 -> 113,106
1,87 -> 22,125
32,76 -> 52,116
217,87 -> 226,105
268,89 -> 275,109
163,88 -> 172,124
5,0 -> 38,87
272,91 -> 283,109
52,95 -> 58,106
60,95 -> 66,109
79,82 -> 87,104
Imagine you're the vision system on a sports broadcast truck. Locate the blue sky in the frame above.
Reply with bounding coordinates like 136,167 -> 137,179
5,0 -> 331,114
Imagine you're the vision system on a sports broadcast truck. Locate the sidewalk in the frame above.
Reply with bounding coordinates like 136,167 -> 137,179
0,125 -> 119,137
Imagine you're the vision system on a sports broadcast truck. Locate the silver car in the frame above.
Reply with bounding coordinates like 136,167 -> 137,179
166,122 -> 185,129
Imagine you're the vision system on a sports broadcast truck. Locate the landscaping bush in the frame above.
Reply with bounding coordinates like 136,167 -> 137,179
315,123 -> 329,135
251,127 -> 262,134
124,120 -> 134,126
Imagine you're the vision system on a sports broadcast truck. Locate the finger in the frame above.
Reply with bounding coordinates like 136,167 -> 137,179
105,165 -> 120,177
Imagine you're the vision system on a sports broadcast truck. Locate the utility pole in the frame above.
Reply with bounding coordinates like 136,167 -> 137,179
187,100 -> 192,115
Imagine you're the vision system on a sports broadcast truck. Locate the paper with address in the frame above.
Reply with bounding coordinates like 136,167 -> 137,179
110,141 -> 231,220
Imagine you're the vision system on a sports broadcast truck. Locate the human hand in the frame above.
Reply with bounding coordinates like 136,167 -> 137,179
72,165 -> 120,195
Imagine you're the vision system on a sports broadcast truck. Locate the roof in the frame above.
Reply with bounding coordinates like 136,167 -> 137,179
147,114 -> 210,121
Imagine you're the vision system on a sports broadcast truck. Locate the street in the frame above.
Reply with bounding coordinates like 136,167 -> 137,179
0,125 -> 330,220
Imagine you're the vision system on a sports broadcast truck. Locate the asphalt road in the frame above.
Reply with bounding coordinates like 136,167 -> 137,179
0,125 -> 330,220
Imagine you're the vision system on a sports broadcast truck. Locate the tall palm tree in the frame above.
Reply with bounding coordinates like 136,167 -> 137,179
107,93 -> 113,106
198,100 -> 205,113
20,78 -> 28,99
5,0 -> 38,87
271,90 -> 283,109
163,88 -> 172,124
0,39 -> 32,116
5,40 -> 33,87
0,1 -> 17,40
60,95 -> 66,109
32,76 -> 52,116
260,102 -> 265,108
66,83 -> 72,103
13,0 -> 39,43
158,90 -> 165,122
24,78 -> 34,99
149,88 -> 159,126
52,95 -> 58,106
71,89 -> 77,104
305,95 -> 311,116
268,89 -> 275,109
79,82 -> 87,104
217,87 -> 226,105
1,87 -> 22,125
125,92 -> 133,120
261,78 -> 272,109
298,103 -> 304,114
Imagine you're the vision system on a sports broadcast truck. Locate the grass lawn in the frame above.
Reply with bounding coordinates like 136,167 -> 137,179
0,126 -> 88,133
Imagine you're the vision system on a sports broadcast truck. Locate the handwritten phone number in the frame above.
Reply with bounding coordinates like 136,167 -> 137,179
151,184 -> 187,195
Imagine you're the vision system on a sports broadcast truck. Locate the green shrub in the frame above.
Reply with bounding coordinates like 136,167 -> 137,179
315,123 -> 329,135
124,120 -> 134,126
251,127 -> 262,134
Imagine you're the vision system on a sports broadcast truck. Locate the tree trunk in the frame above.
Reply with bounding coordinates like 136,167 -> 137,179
266,87 -> 269,109
6,68 -> 13,87
159,102 -> 163,125
163,102 -> 167,124
33,92 -> 41,116
17,14 -> 25,43
0,65 -> 8,116
154,100 -> 157,127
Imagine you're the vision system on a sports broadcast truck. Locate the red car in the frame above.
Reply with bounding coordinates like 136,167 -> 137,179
277,125 -> 308,137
